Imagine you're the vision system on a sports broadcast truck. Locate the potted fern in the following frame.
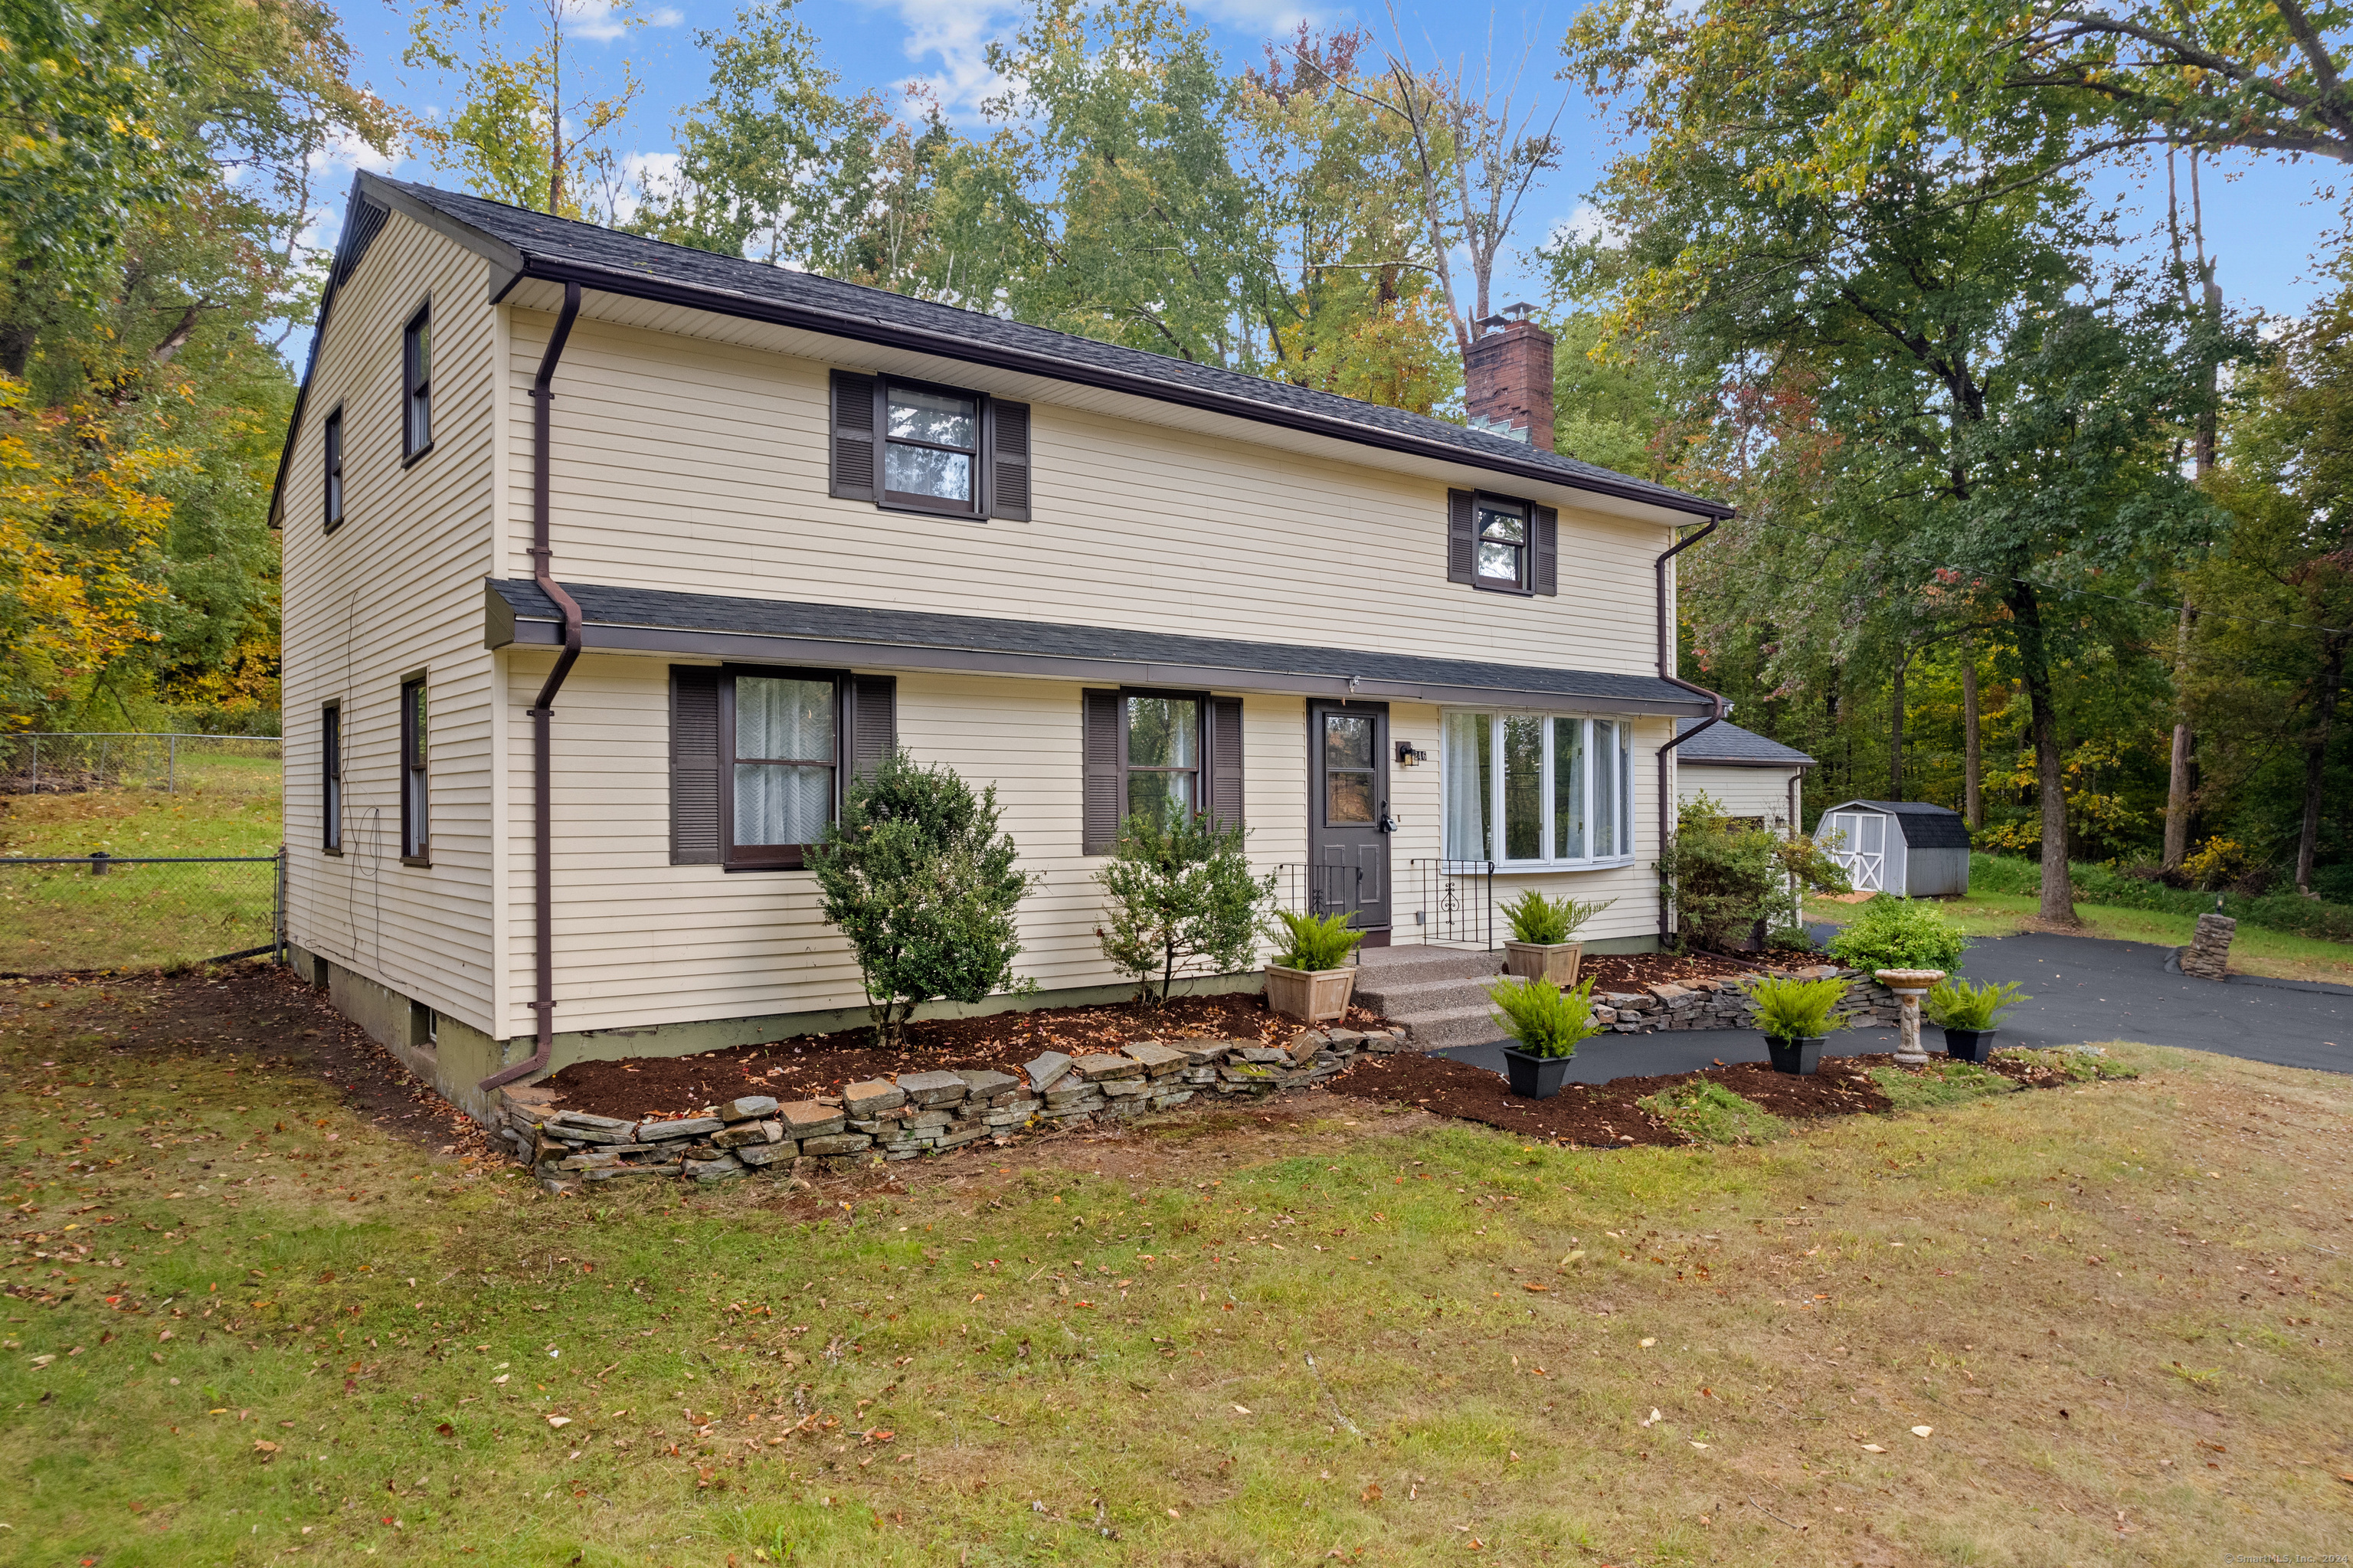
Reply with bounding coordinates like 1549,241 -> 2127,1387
1263,909 -> 1365,1023
1747,974 -> 1847,1075
1923,977 -> 2028,1062
1500,892 -> 1614,987
1490,975 -> 1604,1098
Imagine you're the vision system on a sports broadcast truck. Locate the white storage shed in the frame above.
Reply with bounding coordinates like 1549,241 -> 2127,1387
1815,800 -> 1972,898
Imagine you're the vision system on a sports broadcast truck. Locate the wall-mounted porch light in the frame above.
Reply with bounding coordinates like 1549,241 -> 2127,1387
1395,741 -> 1428,768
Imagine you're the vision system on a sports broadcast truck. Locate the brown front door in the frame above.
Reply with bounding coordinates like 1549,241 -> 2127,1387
1307,701 -> 1392,941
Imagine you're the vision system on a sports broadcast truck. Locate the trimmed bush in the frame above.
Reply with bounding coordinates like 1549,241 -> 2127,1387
1658,794 -> 1850,953
1093,810 -> 1273,1007
1825,895 -> 1968,974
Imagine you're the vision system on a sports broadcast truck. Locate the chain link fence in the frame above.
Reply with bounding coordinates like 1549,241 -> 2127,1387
0,732 -> 281,796
0,851 -> 285,974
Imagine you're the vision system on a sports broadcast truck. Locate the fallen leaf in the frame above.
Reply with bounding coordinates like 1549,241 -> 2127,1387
1911,1426 -> 1933,1438
1639,1337 -> 1656,1347
436,1423 -> 454,1436
1690,1441 -> 1710,1451
546,1416 -> 571,1429
1232,1404 -> 1252,1416
1860,1443 -> 1887,1454
1640,1408 -> 1661,1429
1361,1482 -> 1383,1503
1521,1283 -> 1549,1293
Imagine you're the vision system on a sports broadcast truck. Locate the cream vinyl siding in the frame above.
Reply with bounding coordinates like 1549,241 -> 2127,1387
501,655 -> 1314,1037
280,211 -> 506,1036
498,309 -> 1677,682
1678,764 -> 1803,830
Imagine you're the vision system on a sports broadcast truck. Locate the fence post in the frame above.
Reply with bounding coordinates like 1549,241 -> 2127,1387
28,734 -> 35,792
90,850 -> 109,877
168,735 -> 176,795
274,846 -> 288,964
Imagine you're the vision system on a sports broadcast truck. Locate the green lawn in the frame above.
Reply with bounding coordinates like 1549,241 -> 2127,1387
1811,888 -> 2353,986
0,772 -> 281,972
4,976 -> 2348,1565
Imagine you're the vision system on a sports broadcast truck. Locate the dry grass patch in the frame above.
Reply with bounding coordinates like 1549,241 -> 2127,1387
2,976 -> 2349,1566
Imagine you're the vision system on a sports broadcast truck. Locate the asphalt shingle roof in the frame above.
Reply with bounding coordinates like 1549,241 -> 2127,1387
1819,800 -> 1975,849
487,578 -> 1716,714
368,174 -> 1727,519
1674,717 -> 1816,768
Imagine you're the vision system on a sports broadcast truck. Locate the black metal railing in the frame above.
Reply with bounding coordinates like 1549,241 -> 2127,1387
1272,862 -> 1372,924
1409,858 -> 1495,949
0,850 -> 286,974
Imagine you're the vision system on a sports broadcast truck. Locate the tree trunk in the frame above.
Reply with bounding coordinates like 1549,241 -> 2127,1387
1888,656 -> 1906,803
2162,601 -> 2198,870
2008,580 -> 2076,923
1961,645 -> 1982,829
0,318 -> 31,380
2296,633 -> 2348,894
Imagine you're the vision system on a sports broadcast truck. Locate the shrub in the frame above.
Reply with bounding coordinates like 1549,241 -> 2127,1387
1488,975 -> 1603,1059
1824,895 -> 1968,974
1636,1081 -> 1786,1144
1924,977 -> 2028,1030
810,751 -> 1039,1048
1746,975 -> 1847,1039
1093,810 -> 1274,1007
1265,908 -> 1364,971
1968,851 -> 2353,942
1501,890 -> 1613,945
1657,794 -> 1849,952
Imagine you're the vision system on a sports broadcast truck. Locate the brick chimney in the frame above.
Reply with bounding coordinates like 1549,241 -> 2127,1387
1463,305 -> 1556,452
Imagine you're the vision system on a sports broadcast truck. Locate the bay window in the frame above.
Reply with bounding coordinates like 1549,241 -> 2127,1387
1443,712 -> 1635,866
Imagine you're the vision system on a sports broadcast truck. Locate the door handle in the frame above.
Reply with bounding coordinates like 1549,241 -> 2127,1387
1377,814 -> 1399,834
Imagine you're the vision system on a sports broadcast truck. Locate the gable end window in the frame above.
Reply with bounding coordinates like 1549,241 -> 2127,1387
322,408 -> 345,532
402,303 -> 433,463
399,676 -> 429,864
321,702 -> 342,854
1446,489 -> 1558,596
1442,711 -> 1632,866
668,666 -> 897,869
1080,689 -> 1245,855
829,370 -> 1031,522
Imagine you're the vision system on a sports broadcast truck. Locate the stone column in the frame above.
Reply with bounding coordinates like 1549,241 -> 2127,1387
2178,913 -> 2236,980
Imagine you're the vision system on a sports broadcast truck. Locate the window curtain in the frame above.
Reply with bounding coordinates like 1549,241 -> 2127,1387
1444,711 -> 1491,861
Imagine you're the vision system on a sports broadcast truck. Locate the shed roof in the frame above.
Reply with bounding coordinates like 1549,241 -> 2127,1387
483,578 -> 1720,715
1817,800 -> 1974,849
1674,718 -> 1815,769
273,173 -> 1732,526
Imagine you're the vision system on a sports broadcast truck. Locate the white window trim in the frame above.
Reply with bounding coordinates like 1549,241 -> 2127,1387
1441,709 -> 1638,871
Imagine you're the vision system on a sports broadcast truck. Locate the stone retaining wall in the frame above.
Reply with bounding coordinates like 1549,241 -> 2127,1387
1587,966 -> 1904,1035
493,1027 -> 1411,1190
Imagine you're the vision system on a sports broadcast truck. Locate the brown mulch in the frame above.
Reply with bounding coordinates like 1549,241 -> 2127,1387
541,992 -> 1388,1124
1326,1049 -> 1896,1147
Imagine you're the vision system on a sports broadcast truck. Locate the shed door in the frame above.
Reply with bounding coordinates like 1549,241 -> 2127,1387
1831,811 -> 1886,892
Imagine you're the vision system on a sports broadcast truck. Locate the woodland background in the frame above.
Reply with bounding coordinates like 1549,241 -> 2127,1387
2,0 -> 2346,913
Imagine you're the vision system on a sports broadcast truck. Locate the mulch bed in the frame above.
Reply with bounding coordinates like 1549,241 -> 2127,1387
1576,949 -> 1823,990
541,993 -> 1383,1124
1326,1050 -> 1896,1146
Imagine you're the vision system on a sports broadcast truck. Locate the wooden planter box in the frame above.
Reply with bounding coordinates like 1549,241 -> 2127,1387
1504,940 -> 1583,987
1265,964 -> 1357,1023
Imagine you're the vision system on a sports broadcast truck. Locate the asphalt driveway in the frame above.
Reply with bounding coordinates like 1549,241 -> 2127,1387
1439,931 -> 2353,1082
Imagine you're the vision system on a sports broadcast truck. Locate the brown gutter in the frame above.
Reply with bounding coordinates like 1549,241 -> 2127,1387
480,280 -> 583,1093
1652,520 -> 1730,944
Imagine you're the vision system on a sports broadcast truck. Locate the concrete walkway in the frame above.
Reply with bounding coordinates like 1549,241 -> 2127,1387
1438,931 -> 2353,1082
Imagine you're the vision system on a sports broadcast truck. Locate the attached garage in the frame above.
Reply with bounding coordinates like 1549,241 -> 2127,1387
1673,719 -> 1815,835
1815,800 -> 1972,898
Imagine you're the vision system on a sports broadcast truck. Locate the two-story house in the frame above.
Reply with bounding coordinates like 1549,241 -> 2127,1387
271,174 -> 1731,1118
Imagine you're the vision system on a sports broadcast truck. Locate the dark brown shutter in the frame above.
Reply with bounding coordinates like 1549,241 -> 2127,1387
669,666 -> 722,864
1532,504 -> 1558,595
1209,696 -> 1244,828
1447,489 -> 1476,584
989,400 -> 1031,521
830,371 -> 878,501
1082,688 -> 1122,855
847,673 -> 897,781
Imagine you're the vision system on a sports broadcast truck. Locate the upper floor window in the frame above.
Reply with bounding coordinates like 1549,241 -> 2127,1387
828,370 -> 1031,522
400,676 -> 429,863
1446,489 -> 1557,596
402,304 -> 433,462
323,408 -> 345,532
1442,711 -> 1631,866
321,702 -> 342,853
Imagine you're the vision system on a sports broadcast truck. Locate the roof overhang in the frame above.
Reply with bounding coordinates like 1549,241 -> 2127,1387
1677,755 -> 1815,770
485,580 -> 1720,718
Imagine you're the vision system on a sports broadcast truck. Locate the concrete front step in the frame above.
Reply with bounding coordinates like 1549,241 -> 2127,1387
1386,1003 -> 1504,1049
1352,974 -> 1504,1017
1350,946 -> 1507,1049
1353,945 -> 1502,983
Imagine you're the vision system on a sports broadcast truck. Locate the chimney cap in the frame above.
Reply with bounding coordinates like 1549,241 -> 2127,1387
1474,303 -> 1541,333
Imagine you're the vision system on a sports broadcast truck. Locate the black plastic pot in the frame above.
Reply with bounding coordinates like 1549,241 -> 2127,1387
1502,1046 -> 1572,1099
1942,1027 -> 1997,1062
1765,1034 -> 1827,1075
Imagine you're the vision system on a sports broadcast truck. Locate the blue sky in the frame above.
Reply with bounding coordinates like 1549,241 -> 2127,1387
313,0 -> 2348,345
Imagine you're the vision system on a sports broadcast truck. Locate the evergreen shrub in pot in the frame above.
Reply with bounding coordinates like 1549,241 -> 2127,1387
1923,977 -> 2028,1062
1489,975 -> 1604,1098
1500,892 -> 1613,986
1263,909 -> 1365,1023
1747,975 -> 1847,1075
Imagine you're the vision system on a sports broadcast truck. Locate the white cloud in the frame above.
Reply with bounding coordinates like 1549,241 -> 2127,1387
1548,201 -> 1619,249
562,0 -> 681,43
607,149 -> 682,224
863,0 -> 1021,123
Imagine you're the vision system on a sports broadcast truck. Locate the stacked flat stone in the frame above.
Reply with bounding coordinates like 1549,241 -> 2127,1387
498,1030 -> 1409,1190
1583,967 -> 1905,1036
2178,912 -> 2235,980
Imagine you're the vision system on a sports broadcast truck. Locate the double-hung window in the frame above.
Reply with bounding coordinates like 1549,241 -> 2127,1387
827,370 -> 1033,521
323,408 -> 345,532
1121,694 -> 1199,824
883,385 -> 980,512
1446,489 -> 1557,595
402,304 -> 433,462
321,702 -> 342,853
399,676 -> 429,863
1474,497 -> 1527,590
1079,689 -> 1244,854
722,673 -> 839,869
1442,712 -> 1633,866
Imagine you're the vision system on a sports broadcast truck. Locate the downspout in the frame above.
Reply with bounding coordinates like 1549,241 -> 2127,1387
481,281 -> 584,1093
1653,519 -> 1730,944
